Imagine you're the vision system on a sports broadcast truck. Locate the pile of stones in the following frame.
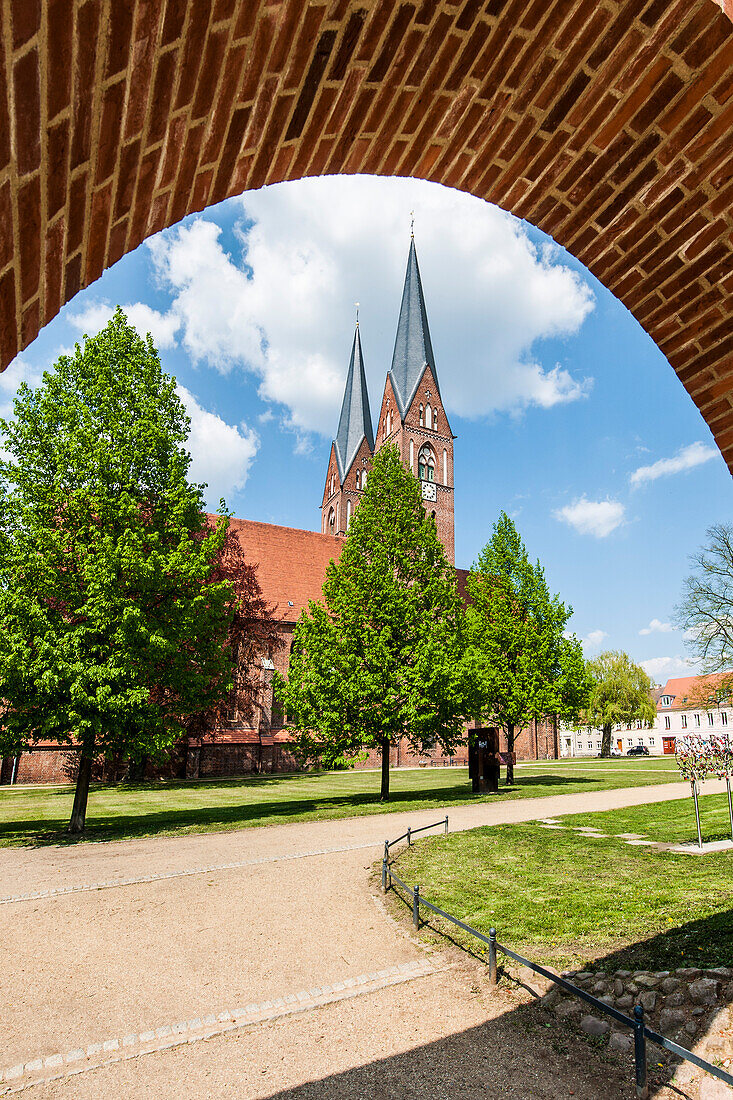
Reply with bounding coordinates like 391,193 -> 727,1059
513,965 -> 733,1059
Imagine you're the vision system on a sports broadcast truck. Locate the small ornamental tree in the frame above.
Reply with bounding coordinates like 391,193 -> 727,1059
464,512 -> 589,785
583,651 -> 656,758
0,309 -> 250,833
275,444 -> 469,801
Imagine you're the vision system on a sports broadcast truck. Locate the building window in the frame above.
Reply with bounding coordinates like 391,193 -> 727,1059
434,410 -> 438,431
346,499 -> 352,529
328,508 -> 335,535
409,439 -> 414,470
443,448 -> 447,485
355,470 -> 360,490
418,444 -> 435,481
694,713 -> 701,726
708,712 -> 714,726
636,719 -> 642,729
649,737 -> 655,744
723,712 -> 728,726
681,715 -> 687,729
664,716 -> 670,730
362,471 -> 367,489
419,404 -> 424,427
425,404 -> 432,429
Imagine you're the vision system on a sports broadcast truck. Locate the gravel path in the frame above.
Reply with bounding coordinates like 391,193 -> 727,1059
0,779 -> 718,1099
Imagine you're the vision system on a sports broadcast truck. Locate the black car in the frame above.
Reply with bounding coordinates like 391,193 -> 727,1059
626,745 -> 650,756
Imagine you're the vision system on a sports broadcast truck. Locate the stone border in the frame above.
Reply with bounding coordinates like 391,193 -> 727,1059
0,840 -> 380,906
0,959 -> 446,1094
537,819 -> 733,855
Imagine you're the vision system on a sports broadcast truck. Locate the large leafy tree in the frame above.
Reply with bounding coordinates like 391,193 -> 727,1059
677,523 -> 733,678
0,309 -> 245,832
464,512 -> 588,784
276,444 -> 468,800
583,651 -> 656,757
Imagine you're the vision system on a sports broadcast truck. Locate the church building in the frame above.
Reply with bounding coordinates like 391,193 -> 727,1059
1,238 -> 558,785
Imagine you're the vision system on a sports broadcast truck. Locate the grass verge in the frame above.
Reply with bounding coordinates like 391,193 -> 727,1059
389,792 -> 733,972
0,755 -> 682,848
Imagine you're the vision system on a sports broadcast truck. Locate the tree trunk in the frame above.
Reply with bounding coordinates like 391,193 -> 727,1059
601,723 -> 612,758
68,739 -> 95,834
380,739 -> 390,801
506,724 -> 515,785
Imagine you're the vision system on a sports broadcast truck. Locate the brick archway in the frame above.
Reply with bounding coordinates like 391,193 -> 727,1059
2,1 -> 732,466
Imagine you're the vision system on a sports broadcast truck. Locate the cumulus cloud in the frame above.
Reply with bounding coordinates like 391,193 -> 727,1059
639,618 -> 673,636
144,176 -> 594,437
177,385 -> 259,507
640,655 -> 698,682
630,442 -> 718,487
69,300 -> 180,350
0,356 -> 43,419
582,629 -> 608,651
554,496 -> 625,538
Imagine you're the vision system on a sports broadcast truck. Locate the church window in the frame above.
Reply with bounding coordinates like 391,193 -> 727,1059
346,499 -> 352,529
419,404 -> 424,427
443,449 -> 447,485
418,444 -> 435,481
362,471 -> 367,489
355,470 -> 360,490
409,439 -> 414,470
433,410 -> 438,431
328,507 -> 335,534
425,404 -> 432,429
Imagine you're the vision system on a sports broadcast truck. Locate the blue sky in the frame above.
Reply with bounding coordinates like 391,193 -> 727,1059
5,176 -> 731,685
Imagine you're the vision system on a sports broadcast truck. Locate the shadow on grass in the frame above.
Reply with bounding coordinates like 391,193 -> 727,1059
0,770 -> 607,848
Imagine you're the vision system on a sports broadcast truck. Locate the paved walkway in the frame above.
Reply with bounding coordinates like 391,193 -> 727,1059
0,779 -> 722,1099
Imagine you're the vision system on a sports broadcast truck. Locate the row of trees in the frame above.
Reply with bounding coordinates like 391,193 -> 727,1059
276,445 -> 657,798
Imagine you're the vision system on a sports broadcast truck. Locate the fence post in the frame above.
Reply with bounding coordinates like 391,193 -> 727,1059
413,884 -> 420,929
633,1004 -> 648,1100
382,857 -> 387,892
445,815 -> 449,835
488,927 -> 498,984
407,826 -> 411,847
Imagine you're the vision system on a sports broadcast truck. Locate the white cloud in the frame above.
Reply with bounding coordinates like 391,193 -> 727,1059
177,385 -> 259,507
0,356 -> 43,419
145,176 -> 594,438
582,629 -> 608,651
69,300 -> 180,350
554,496 -> 625,538
639,618 -> 673,636
630,442 -> 718,487
640,655 -> 698,682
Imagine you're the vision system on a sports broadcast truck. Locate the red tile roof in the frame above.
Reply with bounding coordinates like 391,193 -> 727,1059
657,672 -> 732,710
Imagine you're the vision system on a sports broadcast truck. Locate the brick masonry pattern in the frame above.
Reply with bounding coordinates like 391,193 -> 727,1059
0,2 -> 732,465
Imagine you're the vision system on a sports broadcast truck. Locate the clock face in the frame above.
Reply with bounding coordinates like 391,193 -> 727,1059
421,480 -> 437,502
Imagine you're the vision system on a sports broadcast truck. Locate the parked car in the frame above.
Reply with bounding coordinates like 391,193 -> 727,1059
626,745 -> 650,756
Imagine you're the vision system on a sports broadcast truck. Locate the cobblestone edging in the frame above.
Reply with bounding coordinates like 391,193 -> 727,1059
516,963 -> 733,1070
0,959 -> 446,1094
0,841 -> 381,906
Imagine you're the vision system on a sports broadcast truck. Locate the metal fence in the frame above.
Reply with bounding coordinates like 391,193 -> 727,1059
382,819 -> 733,1100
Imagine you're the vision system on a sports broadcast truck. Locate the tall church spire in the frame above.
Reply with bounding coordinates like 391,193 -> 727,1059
334,324 -> 374,480
388,237 -> 440,419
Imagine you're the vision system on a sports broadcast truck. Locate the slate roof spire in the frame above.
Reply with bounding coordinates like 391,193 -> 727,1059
333,322 -> 374,480
389,236 -> 440,419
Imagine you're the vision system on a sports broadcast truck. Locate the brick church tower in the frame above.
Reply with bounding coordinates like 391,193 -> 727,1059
374,236 -> 455,564
321,322 -> 374,536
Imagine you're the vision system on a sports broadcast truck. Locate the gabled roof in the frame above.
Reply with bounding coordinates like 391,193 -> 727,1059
388,237 -> 441,419
657,672 -> 733,710
334,325 -> 374,480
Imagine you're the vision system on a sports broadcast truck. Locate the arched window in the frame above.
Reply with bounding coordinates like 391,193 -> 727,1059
418,444 -> 435,482
425,404 -> 432,429
419,404 -> 424,426
355,470 -> 360,490
443,449 -> 448,485
433,409 -> 438,431
328,507 -> 335,534
346,499 -> 352,529
409,438 -> 414,470
362,471 -> 367,489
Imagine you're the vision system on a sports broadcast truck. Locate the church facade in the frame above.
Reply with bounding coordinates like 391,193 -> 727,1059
1,239 -> 558,786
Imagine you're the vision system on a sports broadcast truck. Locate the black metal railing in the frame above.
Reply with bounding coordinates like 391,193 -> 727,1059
382,823 -> 733,1100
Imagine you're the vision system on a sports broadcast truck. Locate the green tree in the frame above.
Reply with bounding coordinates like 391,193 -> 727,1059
677,523 -> 733,676
276,444 -> 468,800
583,651 -> 656,757
0,309 -> 242,833
464,512 -> 588,784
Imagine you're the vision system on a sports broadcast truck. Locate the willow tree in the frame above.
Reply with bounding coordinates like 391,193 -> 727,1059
584,651 -> 656,757
276,444 -> 468,801
0,310 -> 242,833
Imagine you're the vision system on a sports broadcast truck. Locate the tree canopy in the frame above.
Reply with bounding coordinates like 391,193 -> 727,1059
677,523 -> 733,683
464,511 -> 588,783
275,444 -> 469,800
582,650 -> 656,757
0,309 -> 252,831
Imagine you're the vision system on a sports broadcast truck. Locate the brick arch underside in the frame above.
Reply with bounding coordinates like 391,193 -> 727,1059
2,0 -> 733,466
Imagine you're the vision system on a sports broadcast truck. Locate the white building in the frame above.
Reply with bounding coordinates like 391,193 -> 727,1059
560,720 -> 659,757
655,673 -> 733,755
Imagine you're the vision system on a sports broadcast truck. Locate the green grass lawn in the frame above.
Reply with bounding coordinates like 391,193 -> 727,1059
0,755 -> 682,848
390,792 -> 733,972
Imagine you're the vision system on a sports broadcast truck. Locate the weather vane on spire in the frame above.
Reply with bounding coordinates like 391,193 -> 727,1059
355,301 -> 359,326
410,210 -> 414,237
